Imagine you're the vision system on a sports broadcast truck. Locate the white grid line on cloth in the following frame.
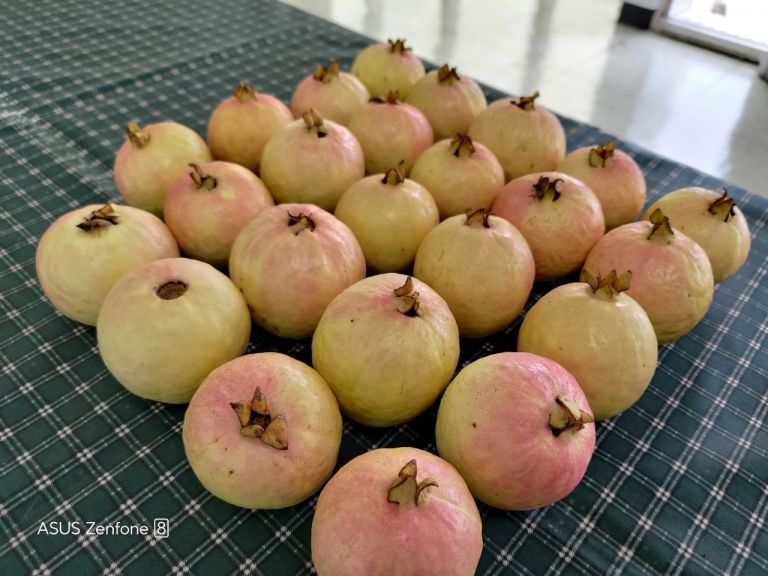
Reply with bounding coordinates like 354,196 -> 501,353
728,481 -> 768,576
0,334 -> 125,570
0,336 -> 100,410
666,312 -> 768,576
39,403 -> 254,576
641,363 -> 768,462
612,403 -> 768,521
608,244 -> 768,575
586,438 -> 768,572
481,507 -> 602,576
0,416 -> 182,558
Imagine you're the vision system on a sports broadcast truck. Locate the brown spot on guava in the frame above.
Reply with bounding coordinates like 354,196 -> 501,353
156,280 -> 187,300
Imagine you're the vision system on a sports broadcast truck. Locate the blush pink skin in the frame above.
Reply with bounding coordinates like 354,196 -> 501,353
410,138 -> 504,219
97,258 -> 251,404
492,172 -> 605,281
468,97 -> 566,181
351,43 -> 425,98
36,204 -> 179,326
163,161 -> 274,266
207,89 -> 292,173
334,174 -> 439,273
414,213 -> 535,338
229,204 -> 366,339
583,221 -> 714,343
312,448 -> 482,576
518,283 -> 658,420
405,69 -> 487,141
312,274 -> 460,427
183,353 -> 342,509
348,99 -> 434,175
435,352 -> 596,510
260,117 -> 365,211
113,122 -> 212,217
556,146 -> 647,230
642,187 -> 751,283
291,71 -> 369,126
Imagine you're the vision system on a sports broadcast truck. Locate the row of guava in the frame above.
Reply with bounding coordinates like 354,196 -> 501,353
33,38 -> 751,576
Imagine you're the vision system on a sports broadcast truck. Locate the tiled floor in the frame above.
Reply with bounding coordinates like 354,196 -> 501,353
283,0 -> 768,197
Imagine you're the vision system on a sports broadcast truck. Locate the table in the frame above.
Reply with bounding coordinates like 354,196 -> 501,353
1,1 -> 766,574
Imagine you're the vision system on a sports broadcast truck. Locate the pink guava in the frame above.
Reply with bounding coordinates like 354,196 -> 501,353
207,82 -> 292,172
468,91 -> 566,181
334,166 -> 439,273
97,257 -> 250,403
410,134 -> 505,220
260,109 -> 365,211
556,142 -> 647,230
518,270 -> 658,420
642,188 -> 750,283
405,65 -> 487,141
312,274 -> 460,427
414,208 -> 535,337
583,209 -> 714,343
290,60 -> 369,126
163,161 -> 274,266
311,447 -> 482,576
435,352 -> 596,510
36,203 -> 179,326
348,91 -> 433,175
492,173 -> 605,281
113,121 -> 211,216
351,38 -> 425,98
183,352 -> 342,509
229,204 -> 366,339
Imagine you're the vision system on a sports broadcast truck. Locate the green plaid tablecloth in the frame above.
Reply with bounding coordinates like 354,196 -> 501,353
1,1 -> 767,574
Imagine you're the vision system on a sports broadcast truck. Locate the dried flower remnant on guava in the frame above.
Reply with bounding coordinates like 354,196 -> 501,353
548,395 -> 595,437
588,141 -> 616,168
230,386 -> 288,449
393,276 -> 420,316
387,459 -> 439,508
76,204 -> 119,231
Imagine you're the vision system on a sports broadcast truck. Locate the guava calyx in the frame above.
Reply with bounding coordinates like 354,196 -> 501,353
708,189 -> 737,223
302,108 -> 328,138
234,81 -> 257,102
588,141 -> 616,168
370,91 -> 401,105
387,459 -> 439,508
387,38 -> 411,54
76,204 -> 119,231
394,276 -> 420,317
450,133 -> 475,158
381,162 -> 406,185
229,386 -> 289,450
548,396 -> 595,437
647,208 -> 674,242
287,211 -> 316,235
125,121 -> 150,148
437,64 -> 461,84
465,207 -> 492,228
188,163 -> 218,190
580,268 -> 632,298
313,60 -> 340,83
511,91 -> 540,111
531,176 -> 562,202
156,280 -> 188,300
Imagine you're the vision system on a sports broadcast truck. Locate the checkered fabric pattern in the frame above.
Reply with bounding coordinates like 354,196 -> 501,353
1,0 -> 766,574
